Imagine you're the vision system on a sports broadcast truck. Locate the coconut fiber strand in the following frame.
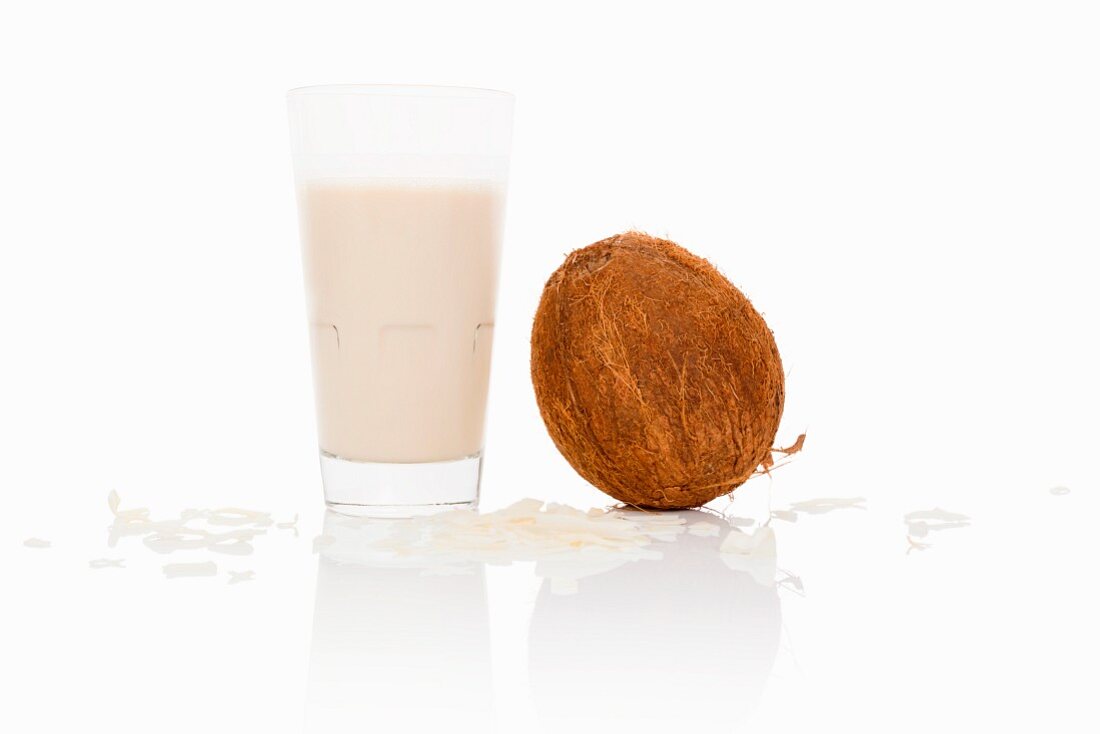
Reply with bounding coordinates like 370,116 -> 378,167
531,232 -> 784,509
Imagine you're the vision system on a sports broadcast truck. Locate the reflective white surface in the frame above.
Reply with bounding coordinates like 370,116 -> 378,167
306,512 -> 494,731
4,1 -> 1100,731
305,507 -> 782,732
6,470 -> 1095,733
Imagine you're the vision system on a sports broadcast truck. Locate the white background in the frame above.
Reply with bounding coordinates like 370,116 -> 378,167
2,1 -> 1098,732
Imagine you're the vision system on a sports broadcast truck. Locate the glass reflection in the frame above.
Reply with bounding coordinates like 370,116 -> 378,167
305,510 -> 493,732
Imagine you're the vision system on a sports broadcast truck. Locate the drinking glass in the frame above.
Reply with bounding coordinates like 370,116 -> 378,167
287,85 -> 513,516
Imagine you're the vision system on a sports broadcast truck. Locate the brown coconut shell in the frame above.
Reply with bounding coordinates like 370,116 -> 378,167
530,232 -> 784,509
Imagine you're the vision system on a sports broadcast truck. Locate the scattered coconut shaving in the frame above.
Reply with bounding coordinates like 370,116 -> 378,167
719,526 -> 777,587
162,561 -> 218,579
108,490 -> 149,522
228,570 -> 255,584
1050,486 -> 1070,496
143,526 -> 265,556
720,526 -> 775,555
107,492 -> 276,556
777,571 -> 804,594
277,514 -> 300,537
787,497 -> 866,515
904,508 -> 969,523
102,492 -> 296,579
688,521 -> 721,537
89,558 -> 125,569
23,538 -> 51,549
769,497 -> 864,524
904,507 -> 970,552
203,508 -> 273,528
322,499 -> 689,593
906,536 -> 931,554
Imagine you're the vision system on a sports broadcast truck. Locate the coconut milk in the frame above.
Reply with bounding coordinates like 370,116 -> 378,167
297,179 -> 504,464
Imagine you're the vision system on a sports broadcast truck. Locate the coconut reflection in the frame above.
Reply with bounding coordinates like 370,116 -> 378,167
304,511 -> 493,733
528,510 -> 782,730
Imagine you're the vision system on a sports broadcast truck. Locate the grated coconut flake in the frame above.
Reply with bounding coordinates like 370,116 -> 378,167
719,526 -> 777,586
688,521 -> 721,537
319,500 -> 689,583
163,561 -> 218,579
89,558 -> 125,569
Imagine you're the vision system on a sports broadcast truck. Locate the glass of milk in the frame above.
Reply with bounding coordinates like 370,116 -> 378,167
287,85 -> 513,517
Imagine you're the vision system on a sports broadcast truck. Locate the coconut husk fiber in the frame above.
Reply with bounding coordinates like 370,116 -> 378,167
530,232 -> 784,509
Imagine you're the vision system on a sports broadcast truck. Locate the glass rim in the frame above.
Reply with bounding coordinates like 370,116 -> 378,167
286,84 -> 513,101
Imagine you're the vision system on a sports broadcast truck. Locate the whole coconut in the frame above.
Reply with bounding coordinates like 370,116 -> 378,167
530,232 -> 784,509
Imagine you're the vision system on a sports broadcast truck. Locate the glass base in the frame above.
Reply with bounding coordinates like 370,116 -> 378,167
319,451 -> 482,518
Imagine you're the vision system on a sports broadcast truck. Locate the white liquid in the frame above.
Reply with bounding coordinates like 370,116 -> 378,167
298,179 -> 504,464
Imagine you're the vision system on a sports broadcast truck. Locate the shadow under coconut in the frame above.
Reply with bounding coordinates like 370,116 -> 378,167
528,510 -> 782,729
